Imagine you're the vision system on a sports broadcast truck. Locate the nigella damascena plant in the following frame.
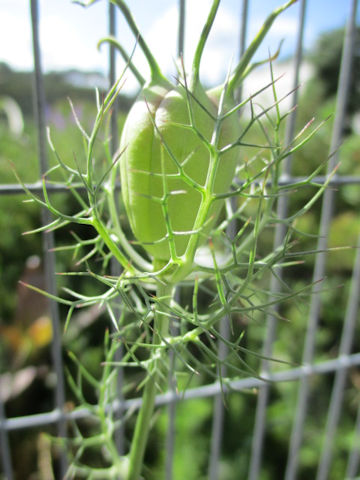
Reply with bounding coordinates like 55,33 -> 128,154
22,0 -> 334,478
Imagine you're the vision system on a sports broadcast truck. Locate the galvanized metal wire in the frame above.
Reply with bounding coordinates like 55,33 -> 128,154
285,1 -> 359,478
2,351 -> 360,431
249,2 -> 307,478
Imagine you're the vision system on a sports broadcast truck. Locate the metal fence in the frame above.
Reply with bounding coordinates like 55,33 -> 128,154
1,0 -> 360,479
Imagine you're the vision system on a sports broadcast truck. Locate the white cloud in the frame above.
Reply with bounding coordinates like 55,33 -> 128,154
39,0 -> 110,73
271,15 -> 300,37
130,1 -> 299,93
39,14 -> 107,72
121,0 -> 239,92
0,0 -> 306,97
0,0 -> 109,74
0,0 -> 314,100
249,14 -> 299,39
0,2 -> 32,70
246,13 -> 300,62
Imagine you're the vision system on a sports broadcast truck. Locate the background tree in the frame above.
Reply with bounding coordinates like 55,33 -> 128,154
310,27 -> 360,114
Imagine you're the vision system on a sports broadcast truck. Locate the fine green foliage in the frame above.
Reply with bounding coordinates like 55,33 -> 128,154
15,0 -> 344,478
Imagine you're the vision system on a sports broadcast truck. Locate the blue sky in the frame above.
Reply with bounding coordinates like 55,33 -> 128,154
0,0 -> 358,93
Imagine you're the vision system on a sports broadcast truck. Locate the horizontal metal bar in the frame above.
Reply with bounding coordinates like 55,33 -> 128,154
2,351 -> 360,433
1,175 -> 360,196
0,183 -> 86,195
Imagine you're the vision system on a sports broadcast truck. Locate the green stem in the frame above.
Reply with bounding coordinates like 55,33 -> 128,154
98,334 -> 126,476
111,0 -> 167,85
227,0 -> 298,95
127,282 -> 174,480
98,36 -> 145,86
191,0 -> 221,91
91,215 -> 136,274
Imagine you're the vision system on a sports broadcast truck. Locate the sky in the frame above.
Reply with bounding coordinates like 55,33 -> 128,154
0,0 -> 358,94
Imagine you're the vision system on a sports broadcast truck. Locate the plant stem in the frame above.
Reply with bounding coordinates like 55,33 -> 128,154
98,36 -> 145,87
111,0 -> 168,85
227,0 -> 297,95
191,0 -> 220,91
127,282 -> 174,480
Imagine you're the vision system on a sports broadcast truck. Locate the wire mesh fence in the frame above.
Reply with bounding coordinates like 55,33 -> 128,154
1,0 -> 360,479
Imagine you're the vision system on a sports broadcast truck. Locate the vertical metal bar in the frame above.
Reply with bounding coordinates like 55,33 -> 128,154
248,2 -> 307,479
164,5 -> 186,477
208,205 -> 238,478
165,371 -> 176,480
285,1 -> 358,478
207,2 -> 250,472
0,398 -> 13,480
108,0 -> 126,456
109,1 -> 119,157
239,0 -> 248,55
177,0 -> 186,58
208,318 -> 230,480
346,401 -> 360,478
316,232 -> 360,480
235,0 -> 249,103
165,287 -> 181,480
29,1 -> 67,477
